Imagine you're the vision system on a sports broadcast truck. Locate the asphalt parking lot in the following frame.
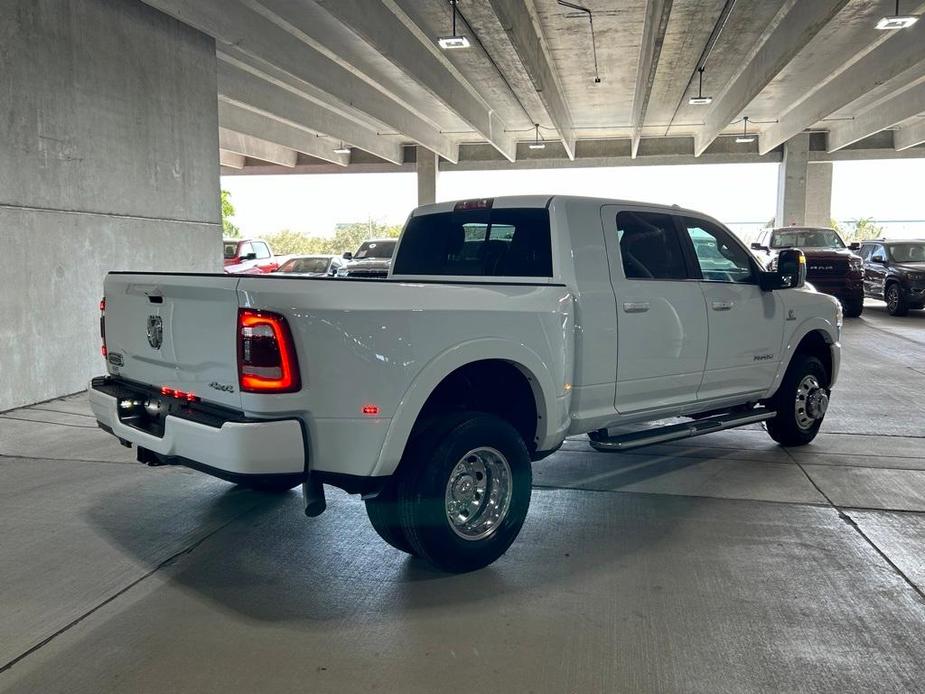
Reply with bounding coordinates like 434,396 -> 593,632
1,301 -> 924,693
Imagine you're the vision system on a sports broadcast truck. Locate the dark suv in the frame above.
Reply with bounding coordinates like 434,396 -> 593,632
751,227 -> 864,317
859,239 -> 925,316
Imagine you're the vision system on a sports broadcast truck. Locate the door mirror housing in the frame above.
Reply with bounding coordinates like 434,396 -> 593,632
871,255 -> 886,264
342,251 -> 353,260
758,249 -> 807,291
239,252 -> 257,262
750,242 -> 769,251
849,242 -> 861,251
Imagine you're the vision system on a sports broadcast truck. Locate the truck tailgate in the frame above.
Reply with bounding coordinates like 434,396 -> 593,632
103,274 -> 242,409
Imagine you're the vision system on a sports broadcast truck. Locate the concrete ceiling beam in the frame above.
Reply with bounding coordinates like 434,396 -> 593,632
218,100 -> 349,166
140,0 -> 457,162
828,80 -> 925,152
310,0 -> 517,162
694,0 -> 851,157
219,151 -> 246,169
760,16 -> 925,155
895,118 -> 925,151
631,0 -> 674,159
219,128 -> 298,167
217,57 -> 405,165
486,0 -> 576,159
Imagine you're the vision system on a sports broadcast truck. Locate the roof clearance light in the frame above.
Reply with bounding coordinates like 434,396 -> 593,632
454,198 -> 494,211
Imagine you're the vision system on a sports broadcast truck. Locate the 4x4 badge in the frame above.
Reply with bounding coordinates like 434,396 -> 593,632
146,315 -> 163,350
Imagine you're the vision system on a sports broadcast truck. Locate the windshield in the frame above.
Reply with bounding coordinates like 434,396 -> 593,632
278,257 -> 330,274
889,243 -> 925,263
770,229 -> 845,249
354,240 -> 397,260
223,242 -> 238,259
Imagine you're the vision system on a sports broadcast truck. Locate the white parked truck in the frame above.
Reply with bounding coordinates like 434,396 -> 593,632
91,196 -> 841,572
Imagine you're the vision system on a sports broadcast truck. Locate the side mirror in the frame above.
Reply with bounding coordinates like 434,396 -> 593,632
240,252 -> 257,262
872,255 -> 886,264
849,242 -> 861,251
342,252 -> 353,260
759,249 -> 806,291
750,242 -> 768,251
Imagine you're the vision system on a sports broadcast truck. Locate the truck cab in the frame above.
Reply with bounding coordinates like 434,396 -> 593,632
223,238 -> 278,274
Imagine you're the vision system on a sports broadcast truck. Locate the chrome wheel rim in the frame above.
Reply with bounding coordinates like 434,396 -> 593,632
795,375 -> 828,431
444,447 -> 512,541
888,286 -> 899,312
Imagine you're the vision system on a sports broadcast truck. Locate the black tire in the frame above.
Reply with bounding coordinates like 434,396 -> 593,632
395,412 -> 532,573
886,283 -> 908,316
842,296 -> 863,318
766,354 -> 829,447
365,479 -> 417,555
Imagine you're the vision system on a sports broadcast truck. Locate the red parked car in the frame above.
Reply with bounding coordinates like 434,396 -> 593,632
223,238 -> 279,274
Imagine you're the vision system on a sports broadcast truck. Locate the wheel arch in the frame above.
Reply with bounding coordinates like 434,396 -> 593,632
766,319 -> 838,398
371,339 -> 564,477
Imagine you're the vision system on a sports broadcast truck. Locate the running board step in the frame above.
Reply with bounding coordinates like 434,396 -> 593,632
589,408 -> 775,452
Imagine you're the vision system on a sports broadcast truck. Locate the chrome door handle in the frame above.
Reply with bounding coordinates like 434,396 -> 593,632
712,300 -> 734,311
623,301 -> 650,313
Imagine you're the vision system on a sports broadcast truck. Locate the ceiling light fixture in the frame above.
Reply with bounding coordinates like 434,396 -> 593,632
876,0 -> 918,28
528,123 -> 546,150
688,66 -> 713,105
333,143 -> 351,155
558,1 -> 601,83
438,0 -> 471,49
736,116 -> 756,144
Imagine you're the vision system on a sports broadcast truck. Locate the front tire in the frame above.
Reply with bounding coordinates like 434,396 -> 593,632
766,354 -> 829,447
886,283 -> 908,316
842,296 -> 863,318
395,412 -> 532,573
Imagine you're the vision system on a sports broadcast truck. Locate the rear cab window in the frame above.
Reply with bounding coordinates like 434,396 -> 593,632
392,207 -> 553,279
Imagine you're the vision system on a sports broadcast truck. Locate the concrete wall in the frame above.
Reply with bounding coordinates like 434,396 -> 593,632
0,0 -> 222,412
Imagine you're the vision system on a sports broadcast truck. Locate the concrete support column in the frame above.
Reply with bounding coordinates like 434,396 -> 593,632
0,0 -> 221,411
416,147 -> 439,206
776,133 -> 832,227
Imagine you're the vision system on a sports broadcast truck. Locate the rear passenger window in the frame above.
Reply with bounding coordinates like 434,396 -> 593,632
616,211 -> 688,280
393,208 -> 552,277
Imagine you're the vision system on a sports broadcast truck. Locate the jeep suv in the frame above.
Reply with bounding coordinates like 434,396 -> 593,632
859,239 -> 925,316
752,227 -> 864,317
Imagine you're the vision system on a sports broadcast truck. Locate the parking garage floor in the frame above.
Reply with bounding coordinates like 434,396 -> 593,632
1,302 -> 924,693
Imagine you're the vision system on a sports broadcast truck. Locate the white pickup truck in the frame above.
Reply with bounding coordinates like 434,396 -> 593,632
90,196 -> 841,572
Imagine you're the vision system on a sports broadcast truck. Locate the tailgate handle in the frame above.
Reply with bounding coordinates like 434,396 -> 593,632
147,295 -> 163,304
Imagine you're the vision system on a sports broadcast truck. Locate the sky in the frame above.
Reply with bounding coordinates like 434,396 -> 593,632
221,158 -> 925,239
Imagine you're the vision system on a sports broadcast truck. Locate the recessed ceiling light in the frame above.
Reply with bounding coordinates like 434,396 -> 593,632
876,15 -> 918,29
438,1 -> 470,49
877,1 -> 918,29
689,66 -> 713,106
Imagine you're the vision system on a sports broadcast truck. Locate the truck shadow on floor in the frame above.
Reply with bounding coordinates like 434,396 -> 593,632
82,464 -> 703,624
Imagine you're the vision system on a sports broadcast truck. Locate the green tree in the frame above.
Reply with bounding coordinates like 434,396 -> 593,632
846,217 -> 883,242
263,229 -> 332,256
262,219 -> 404,257
221,189 -> 241,239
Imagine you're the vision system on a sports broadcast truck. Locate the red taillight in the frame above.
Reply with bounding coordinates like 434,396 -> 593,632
99,296 -> 107,359
159,386 -> 199,403
237,309 -> 300,393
